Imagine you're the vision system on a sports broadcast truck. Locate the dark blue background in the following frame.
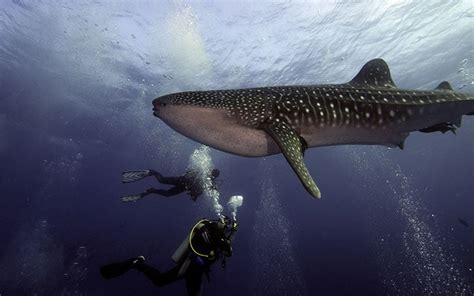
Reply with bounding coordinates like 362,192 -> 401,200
0,1 -> 473,295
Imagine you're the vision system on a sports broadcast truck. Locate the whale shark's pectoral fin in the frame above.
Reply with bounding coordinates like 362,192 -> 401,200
262,120 -> 321,199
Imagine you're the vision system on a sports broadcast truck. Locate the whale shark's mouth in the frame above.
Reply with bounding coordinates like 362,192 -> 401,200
152,104 -> 278,157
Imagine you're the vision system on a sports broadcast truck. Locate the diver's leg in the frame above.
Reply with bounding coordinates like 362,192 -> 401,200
185,268 -> 203,296
151,172 -> 184,186
121,186 -> 187,202
135,263 -> 182,287
100,256 -> 145,279
146,186 -> 187,197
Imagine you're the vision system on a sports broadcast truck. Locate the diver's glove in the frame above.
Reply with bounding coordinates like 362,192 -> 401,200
189,194 -> 198,202
133,256 -> 146,266
221,256 -> 227,268
230,221 -> 238,232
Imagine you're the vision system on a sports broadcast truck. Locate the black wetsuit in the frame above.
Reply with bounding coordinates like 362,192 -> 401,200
145,170 -> 208,199
135,221 -> 233,296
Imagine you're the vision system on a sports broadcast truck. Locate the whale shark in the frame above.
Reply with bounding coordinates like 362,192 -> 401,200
152,59 -> 474,199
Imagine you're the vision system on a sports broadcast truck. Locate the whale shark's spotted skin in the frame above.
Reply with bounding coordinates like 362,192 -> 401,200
153,59 -> 474,198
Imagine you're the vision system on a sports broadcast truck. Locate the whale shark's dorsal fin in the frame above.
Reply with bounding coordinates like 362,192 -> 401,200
348,59 -> 396,88
435,81 -> 453,91
262,120 -> 321,199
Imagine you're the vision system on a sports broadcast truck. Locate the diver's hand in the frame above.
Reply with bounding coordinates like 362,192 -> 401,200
221,257 -> 226,268
133,256 -> 146,266
189,191 -> 201,201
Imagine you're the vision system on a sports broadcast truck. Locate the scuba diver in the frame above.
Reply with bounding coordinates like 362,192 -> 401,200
100,216 -> 238,296
120,168 -> 220,202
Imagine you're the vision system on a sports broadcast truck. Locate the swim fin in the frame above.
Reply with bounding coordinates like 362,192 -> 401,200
100,256 -> 145,279
120,193 -> 145,202
121,170 -> 152,183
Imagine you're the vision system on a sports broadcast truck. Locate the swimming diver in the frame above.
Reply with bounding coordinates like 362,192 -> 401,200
120,168 -> 220,202
100,216 -> 237,296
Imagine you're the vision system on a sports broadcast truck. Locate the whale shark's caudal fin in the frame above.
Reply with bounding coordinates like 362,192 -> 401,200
348,59 -> 397,88
262,120 -> 321,199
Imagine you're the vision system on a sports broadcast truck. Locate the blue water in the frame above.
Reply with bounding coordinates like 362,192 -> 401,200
1,1 -> 473,295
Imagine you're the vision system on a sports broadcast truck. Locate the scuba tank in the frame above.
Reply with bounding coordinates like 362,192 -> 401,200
171,234 -> 190,263
172,219 -> 211,263
171,234 -> 193,277
170,217 -> 238,276
171,219 -> 212,277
